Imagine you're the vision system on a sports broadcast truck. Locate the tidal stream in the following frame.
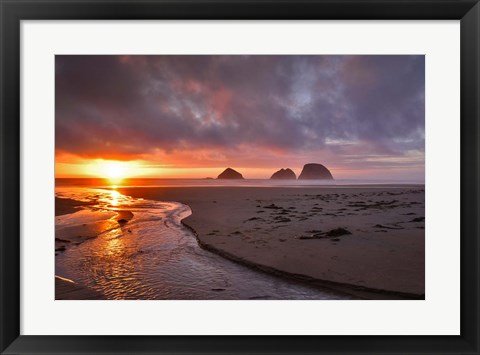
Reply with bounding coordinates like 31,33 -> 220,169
55,188 -> 352,300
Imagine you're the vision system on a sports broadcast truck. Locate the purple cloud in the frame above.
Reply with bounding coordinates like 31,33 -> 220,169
56,55 -> 424,178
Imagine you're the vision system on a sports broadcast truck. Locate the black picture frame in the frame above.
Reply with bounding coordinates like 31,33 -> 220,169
1,1 -> 479,354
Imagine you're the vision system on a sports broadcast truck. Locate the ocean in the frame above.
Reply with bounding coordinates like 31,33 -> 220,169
56,177 -> 425,188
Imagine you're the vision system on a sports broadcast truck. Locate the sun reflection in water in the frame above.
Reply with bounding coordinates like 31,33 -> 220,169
108,190 -> 121,206
105,235 -> 125,257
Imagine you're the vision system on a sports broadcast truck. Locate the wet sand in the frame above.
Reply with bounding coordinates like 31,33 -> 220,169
55,207 -> 134,256
118,186 -> 425,299
55,276 -> 105,300
55,191 -> 353,300
55,197 -> 95,216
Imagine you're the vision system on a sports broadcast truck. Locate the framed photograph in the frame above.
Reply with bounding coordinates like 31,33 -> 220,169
1,0 -> 479,354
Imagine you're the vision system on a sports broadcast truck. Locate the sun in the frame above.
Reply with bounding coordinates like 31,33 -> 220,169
103,162 -> 127,179
89,160 -> 138,183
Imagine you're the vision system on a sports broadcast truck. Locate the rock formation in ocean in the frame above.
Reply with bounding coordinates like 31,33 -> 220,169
270,168 -> 297,180
217,168 -> 244,179
298,163 -> 334,180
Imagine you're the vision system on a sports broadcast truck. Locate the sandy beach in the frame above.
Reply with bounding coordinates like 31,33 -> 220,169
56,188 -> 358,300
55,197 -> 95,216
117,186 -> 425,299
55,185 -> 424,299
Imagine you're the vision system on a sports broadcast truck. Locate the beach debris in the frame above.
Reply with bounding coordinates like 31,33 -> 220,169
274,216 -> 291,223
248,295 -> 271,300
263,203 -> 282,210
245,217 -> 265,222
211,288 -> 226,291
374,224 -> 403,230
117,218 -> 128,225
297,235 -> 314,240
348,199 -> 403,210
305,229 -> 322,234
297,227 -> 351,240
325,228 -> 352,237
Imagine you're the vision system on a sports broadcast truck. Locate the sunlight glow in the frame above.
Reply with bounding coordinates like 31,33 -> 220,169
84,159 -> 141,183
103,162 -> 127,179
108,190 -> 121,206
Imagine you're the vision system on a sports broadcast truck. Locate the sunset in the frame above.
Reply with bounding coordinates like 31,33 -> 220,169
55,55 -> 424,181
55,55 -> 425,301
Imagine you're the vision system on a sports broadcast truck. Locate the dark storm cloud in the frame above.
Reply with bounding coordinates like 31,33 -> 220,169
55,55 -> 424,161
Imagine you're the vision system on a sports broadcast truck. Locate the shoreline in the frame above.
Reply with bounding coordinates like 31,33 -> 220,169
56,186 -> 425,300
118,186 -> 424,299
57,177 -> 425,189
55,195 -> 351,300
180,217 -> 423,300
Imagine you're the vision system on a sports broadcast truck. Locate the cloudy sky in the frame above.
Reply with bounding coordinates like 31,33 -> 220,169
55,55 -> 424,180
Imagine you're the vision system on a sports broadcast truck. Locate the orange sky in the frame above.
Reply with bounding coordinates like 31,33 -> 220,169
55,152 -> 425,180
55,55 -> 425,181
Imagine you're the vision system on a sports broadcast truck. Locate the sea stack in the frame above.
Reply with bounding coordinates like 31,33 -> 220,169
298,163 -> 334,180
217,168 -> 244,179
270,168 -> 297,180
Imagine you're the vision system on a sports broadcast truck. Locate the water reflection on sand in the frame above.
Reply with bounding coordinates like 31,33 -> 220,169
55,188 -> 353,300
